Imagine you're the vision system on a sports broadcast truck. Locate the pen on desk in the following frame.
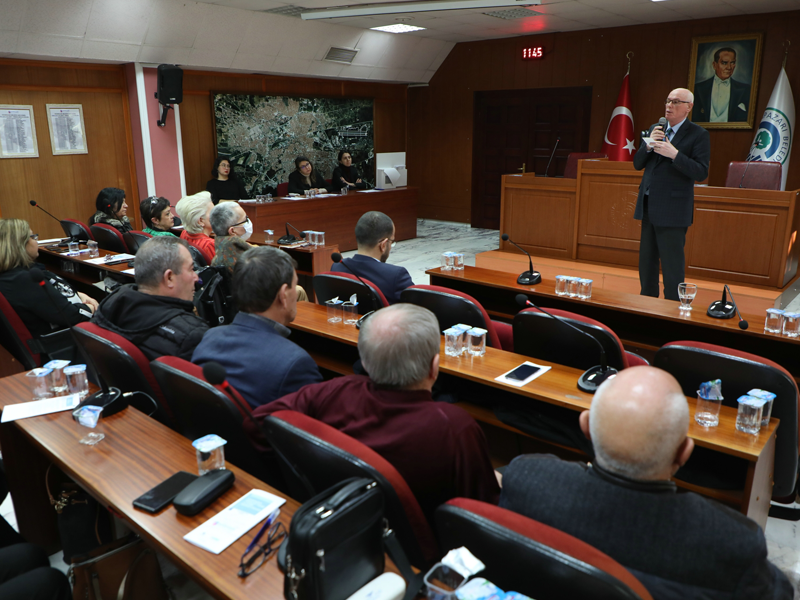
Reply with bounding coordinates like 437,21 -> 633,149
243,508 -> 281,555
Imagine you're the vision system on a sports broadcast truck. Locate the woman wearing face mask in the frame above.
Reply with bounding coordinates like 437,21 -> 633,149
89,187 -> 133,233
331,151 -> 368,192
176,192 -> 216,265
140,196 -> 176,237
287,156 -> 328,195
206,156 -> 250,205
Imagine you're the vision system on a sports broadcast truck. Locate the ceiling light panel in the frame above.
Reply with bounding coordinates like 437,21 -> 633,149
371,24 -> 427,33
483,8 -> 540,19
302,0 -> 541,20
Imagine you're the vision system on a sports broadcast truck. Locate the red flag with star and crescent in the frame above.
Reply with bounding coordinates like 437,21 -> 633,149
601,74 -> 636,161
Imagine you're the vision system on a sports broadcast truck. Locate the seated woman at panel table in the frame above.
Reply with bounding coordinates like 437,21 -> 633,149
0,219 -> 97,338
287,156 -> 328,195
206,156 -> 249,205
175,192 -> 216,265
141,196 -> 176,237
331,150 -> 368,192
88,187 -> 133,234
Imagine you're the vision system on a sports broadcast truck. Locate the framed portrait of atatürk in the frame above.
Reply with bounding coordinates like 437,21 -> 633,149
688,33 -> 764,130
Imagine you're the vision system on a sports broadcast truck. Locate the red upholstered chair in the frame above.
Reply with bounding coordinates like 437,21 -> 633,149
513,307 -> 648,370
90,224 -> 129,254
261,410 -> 440,569
276,182 -> 289,196
436,499 -> 653,600
151,357 -> 281,485
313,271 -> 388,314
400,285 -> 513,351
654,341 -> 799,512
724,161 -> 782,190
122,230 -> 152,255
0,292 -> 73,369
72,322 -> 173,427
60,219 -> 94,242
563,152 -> 608,179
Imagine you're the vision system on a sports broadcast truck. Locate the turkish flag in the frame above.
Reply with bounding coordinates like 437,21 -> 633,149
601,74 -> 636,161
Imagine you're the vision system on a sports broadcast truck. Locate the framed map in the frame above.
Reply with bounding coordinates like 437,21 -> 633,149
213,94 -> 375,195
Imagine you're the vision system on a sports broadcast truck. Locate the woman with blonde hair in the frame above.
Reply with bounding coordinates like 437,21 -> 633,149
176,191 -> 215,264
0,219 -> 97,338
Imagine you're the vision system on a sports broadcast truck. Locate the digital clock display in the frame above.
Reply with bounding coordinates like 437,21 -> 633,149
522,47 -> 544,60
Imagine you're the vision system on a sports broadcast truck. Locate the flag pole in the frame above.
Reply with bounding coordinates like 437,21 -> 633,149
783,39 -> 791,69
626,51 -> 633,76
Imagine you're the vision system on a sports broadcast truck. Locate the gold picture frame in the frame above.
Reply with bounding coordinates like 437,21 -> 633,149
688,32 -> 764,130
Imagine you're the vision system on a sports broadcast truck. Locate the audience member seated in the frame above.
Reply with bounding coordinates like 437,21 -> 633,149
92,237 -> 208,361
0,542 -> 71,600
248,303 -> 500,524
210,203 -> 308,301
287,156 -> 328,195
88,187 -> 133,233
0,219 -> 97,337
193,246 -> 321,408
499,366 -> 792,600
206,156 -> 249,204
331,150 -> 367,192
141,196 -> 176,237
209,202 -> 252,275
331,211 -> 413,304
175,191 -> 215,265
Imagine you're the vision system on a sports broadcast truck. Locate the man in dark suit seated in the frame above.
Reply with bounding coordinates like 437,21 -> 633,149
499,366 -> 792,600
193,246 -> 321,409
331,211 -> 413,304
693,47 -> 752,123
634,88 -> 710,301
246,303 -> 500,525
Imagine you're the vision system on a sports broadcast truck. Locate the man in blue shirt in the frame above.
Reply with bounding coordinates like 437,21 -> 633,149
193,246 -> 321,408
331,211 -> 413,305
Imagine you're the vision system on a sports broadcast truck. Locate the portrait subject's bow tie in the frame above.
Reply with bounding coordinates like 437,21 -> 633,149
718,78 -> 730,87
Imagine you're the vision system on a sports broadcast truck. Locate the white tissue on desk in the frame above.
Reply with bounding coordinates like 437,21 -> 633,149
442,547 -> 485,579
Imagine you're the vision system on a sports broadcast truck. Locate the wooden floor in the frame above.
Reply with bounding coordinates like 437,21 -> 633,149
476,250 -> 799,315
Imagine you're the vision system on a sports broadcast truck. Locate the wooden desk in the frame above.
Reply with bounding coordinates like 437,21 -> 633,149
0,373 -> 298,599
240,187 -> 419,252
289,302 -> 777,528
425,266 -> 800,381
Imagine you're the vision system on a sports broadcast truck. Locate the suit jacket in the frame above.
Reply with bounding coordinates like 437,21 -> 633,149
330,254 -> 414,305
192,312 -> 322,409
500,454 -> 792,600
693,77 -> 752,123
633,119 -> 710,227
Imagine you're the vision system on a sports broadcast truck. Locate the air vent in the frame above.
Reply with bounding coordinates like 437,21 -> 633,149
324,47 -> 359,64
483,7 -> 540,19
262,5 -> 308,18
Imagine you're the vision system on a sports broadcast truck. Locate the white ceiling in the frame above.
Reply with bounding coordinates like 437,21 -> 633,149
0,0 -> 798,85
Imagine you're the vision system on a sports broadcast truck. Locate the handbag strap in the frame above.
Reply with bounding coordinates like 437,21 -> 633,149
383,526 -> 425,600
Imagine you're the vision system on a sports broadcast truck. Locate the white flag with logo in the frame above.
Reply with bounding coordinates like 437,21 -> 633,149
746,67 -> 795,190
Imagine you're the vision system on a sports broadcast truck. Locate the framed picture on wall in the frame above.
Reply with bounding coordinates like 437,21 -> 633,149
688,33 -> 763,130
46,104 -> 88,155
0,105 -> 39,158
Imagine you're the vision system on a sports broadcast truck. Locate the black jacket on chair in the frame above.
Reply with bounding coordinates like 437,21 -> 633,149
633,119 -> 710,228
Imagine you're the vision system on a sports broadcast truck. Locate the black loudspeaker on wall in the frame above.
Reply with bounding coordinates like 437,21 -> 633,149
156,64 -> 183,104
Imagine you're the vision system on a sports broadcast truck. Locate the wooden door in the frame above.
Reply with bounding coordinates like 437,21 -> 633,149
471,87 -> 592,230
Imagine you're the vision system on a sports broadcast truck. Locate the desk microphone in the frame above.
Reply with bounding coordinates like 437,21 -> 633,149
543,137 -> 560,177
707,284 -> 749,329
501,234 -> 541,285
331,252 -> 378,326
515,294 -> 618,393
277,222 -> 307,245
29,200 -> 73,246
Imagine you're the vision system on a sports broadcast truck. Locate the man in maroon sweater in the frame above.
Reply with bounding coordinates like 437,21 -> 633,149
248,303 -> 500,524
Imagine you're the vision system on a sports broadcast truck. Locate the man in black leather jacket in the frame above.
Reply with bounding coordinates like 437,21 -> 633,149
91,237 -> 208,361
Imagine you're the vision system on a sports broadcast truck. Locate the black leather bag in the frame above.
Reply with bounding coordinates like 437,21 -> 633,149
281,477 -> 385,600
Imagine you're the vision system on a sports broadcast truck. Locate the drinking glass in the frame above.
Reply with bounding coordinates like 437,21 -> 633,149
452,253 -> 464,270
765,308 -> 784,333
678,283 -> 698,312
340,187 -> 348,196
467,328 -> 487,357
342,302 -> 359,325
578,279 -> 593,300
695,391 -> 722,427
567,277 -> 580,298
441,252 -> 454,271
303,231 -> 315,245
736,396 -> 765,435
782,312 -> 800,338
67,241 -> 79,255
64,365 -> 89,399
444,329 -> 462,357
316,232 -> 326,247
264,230 -> 274,244
87,240 -> 99,257
44,359 -> 70,395
26,368 -> 53,401
554,275 -> 568,296
325,300 -> 343,323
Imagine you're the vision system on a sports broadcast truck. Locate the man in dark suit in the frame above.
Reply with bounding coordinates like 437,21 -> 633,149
192,246 -> 322,408
693,48 -> 752,123
499,367 -> 793,600
331,211 -> 413,304
633,87 -> 710,301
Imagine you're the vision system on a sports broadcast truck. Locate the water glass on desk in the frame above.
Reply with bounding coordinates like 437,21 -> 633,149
567,277 -> 580,298
765,308 -> 784,334
736,395 -> 766,435
26,368 -> 53,401
325,299 -> 343,323
441,252 -> 454,271
342,301 -> 359,325
87,240 -> 99,257
444,328 -> 462,357
264,230 -> 274,244
782,312 -> 800,337
467,327 -> 487,357
44,359 -> 70,395
578,279 -> 593,300
452,253 -> 464,270
555,275 -> 568,296
315,232 -> 326,247
695,390 -> 722,427
678,283 -> 697,312
67,241 -> 80,256
64,365 -> 89,399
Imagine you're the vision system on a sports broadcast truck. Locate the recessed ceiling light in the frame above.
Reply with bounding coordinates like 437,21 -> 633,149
371,24 -> 426,33
394,17 -> 414,21
484,7 -> 540,19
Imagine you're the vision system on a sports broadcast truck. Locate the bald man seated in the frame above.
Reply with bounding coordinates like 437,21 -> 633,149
499,367 -> 792,600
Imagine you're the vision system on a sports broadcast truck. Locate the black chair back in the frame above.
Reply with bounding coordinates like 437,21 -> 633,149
194,266 -> 236,326
122,231 -> 152,255
61,219 -> 93,242
187,245 -> 208,269
513,309 -> 626,370
90,224 -> 128,253
654,342 -> 799,498
399,287 -> 487,332
312,273 -> 383,314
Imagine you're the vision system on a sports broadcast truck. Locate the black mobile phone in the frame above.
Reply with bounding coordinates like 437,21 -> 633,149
133,471 -> 198,513
506,364 -> 541,381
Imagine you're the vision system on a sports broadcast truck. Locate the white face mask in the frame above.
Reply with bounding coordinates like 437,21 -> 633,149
240,219 -> 253,241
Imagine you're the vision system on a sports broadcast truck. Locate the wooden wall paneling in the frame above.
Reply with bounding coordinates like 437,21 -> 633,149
785,193 -> 800,287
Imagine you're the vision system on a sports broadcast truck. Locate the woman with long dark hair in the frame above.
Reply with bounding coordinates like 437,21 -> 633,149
331,150 -> 367,191
89,187 -> 132,233
206,156 -> 249,204
288,156 -> 328,195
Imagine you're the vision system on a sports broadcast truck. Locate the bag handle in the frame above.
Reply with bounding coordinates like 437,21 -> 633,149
325,478 -> 374,511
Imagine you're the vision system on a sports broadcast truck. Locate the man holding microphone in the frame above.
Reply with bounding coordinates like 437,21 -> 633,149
633,88 -> 710,301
